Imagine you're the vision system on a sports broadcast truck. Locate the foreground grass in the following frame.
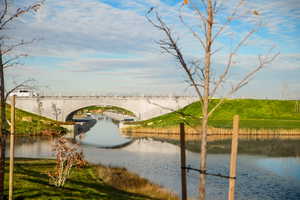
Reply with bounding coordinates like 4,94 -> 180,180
129,99 -> 300,129
4,159 -> 178,200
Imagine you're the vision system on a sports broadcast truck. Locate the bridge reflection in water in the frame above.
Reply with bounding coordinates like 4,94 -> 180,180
6,116 -> 300,200
76,115 -> 133,148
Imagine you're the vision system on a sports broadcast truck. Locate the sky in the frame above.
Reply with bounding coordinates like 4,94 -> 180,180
4,0 -> 300,98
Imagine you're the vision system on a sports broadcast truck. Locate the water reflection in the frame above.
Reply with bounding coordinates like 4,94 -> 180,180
13,136 -> 54,159
6,117 -> 300,200
152,137 -> 300,157
77,115 -> 132,148
257,157 -> 300,182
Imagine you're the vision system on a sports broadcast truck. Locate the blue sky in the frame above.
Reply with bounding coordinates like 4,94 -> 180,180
5,0 -> 300,98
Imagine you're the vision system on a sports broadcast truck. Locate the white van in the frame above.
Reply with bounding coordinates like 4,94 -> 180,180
10,88 -> 38,97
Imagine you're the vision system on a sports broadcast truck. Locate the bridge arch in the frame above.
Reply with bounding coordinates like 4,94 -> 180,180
14,96 -> 197,121
65,105 -> 137,121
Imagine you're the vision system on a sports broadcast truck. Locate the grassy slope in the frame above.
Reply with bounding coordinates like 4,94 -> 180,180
75,106 -> 135,117
132,99 -> 300,129
4,159 -> 177,200
6,105 -> 66,136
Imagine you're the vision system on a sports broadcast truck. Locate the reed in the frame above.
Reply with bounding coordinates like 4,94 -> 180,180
122,126 -> 300,134
96,164 -> 179,200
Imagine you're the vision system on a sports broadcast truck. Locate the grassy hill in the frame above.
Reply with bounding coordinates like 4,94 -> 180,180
131,99 -> 300,129
6,105 -> 66,136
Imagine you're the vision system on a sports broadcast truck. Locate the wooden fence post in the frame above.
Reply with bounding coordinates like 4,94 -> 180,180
228,115 -> 239,200
180,123 -> 187,200
9,95 -> 16,200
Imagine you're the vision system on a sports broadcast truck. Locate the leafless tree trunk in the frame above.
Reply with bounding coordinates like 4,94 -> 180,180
199,1 -> 213,198
0,0 -> 42,198
0,44 -> 6,200
146,1 -> 279,199
52,103 -> 61,121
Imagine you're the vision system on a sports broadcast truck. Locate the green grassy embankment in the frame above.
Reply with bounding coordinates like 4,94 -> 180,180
74,106 -> 135,117
4,159 -> 178,200
6,105 -> 67,136
128,99 -> 300,129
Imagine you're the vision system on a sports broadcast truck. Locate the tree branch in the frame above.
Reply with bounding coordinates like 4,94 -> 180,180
4,79 -> 35,102
0,39 -> 36,55
0,1 -> 42,31
2,54 -> 27,67
208,52 -> 279,117
146,9 -> 204,105
211,0 -> 244,43
179,5 -> 206,49
211,26 -> 259,97
0,0 -> 8,25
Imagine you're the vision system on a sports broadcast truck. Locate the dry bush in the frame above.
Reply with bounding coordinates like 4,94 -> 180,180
96,164 -> 179,200
48,137 -> 86,187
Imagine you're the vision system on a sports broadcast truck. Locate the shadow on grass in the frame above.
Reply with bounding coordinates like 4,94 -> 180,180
4,159 -> 160,200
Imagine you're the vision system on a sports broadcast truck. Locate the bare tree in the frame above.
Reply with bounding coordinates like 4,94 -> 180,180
146,1 -> 279,199
0,0 -> 42,198
5,79 -> 35,100
52,103 -> 61,121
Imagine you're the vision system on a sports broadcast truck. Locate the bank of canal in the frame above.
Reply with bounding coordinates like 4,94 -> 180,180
8,115 -> 300,200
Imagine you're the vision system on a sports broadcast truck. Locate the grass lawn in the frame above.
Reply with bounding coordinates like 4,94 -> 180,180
129,99 -> 300,129
4,159 -> 177,200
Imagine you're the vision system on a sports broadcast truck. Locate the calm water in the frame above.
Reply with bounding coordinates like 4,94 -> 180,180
8,116 -> 300,200
77,116 -> 132,147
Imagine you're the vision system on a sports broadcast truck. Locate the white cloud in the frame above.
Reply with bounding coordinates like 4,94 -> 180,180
8,0 -> 163,57
245,0 -> 300,34
3,0 -> 300,97
270,54 -> 300,70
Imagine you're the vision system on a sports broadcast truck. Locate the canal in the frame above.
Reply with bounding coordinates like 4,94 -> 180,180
8,115 -> 300,200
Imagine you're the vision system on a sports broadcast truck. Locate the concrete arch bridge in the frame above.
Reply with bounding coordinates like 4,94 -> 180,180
13,96 -> 197,121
